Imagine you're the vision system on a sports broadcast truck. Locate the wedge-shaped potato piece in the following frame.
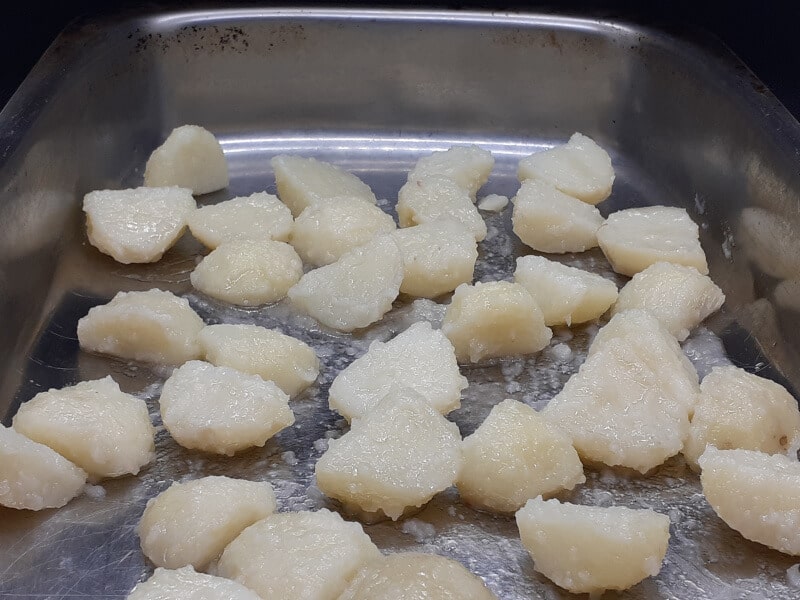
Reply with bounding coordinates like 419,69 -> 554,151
83,186 -> 196,264
442,281 -> 552,363
291,196 -> 396,267
198,324 -> 319,397
138,476 -> 276,570
511,179 -> 604,253
271,155 -> 377,217
516,497 -> 670,594
190,240 -> 302,306
597,206 -> 708,276
315,387 -> 463,520
0,425 -> 87,510
514,255 -> 618,326
457,399 -> 585,513
78,289 -> 205,365
187,192 -> 293,248
517,133 -> 614,205
329,322 -> 467,421
13,376 -> 154,479
144,125 -> 229,195
408,145 -> 495,198
127,566 -> 261,600
288,235 -> 403,332
217,509 -> 381,600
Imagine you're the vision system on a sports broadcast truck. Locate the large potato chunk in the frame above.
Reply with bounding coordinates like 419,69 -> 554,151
13,376 -> 154,479
127,566 -> 261,600
514,255 -> 618,326
516,497 -> 670,594
442,281 -> 552,363
144,125 -> 229,195
198,324 -> 319,397
77,289 -> 205,365
217,509 -> 381,600
288,235 -> 403,332
315,387 -> 463,520
407,145 -> 495,198
138,476 -> 276,570
597,206 -> 708,276
457,399 -> 585,513
517,133 -> 615,205
0,425 -> 87,510
329,321 -> 467,421
83,187 -> 196,264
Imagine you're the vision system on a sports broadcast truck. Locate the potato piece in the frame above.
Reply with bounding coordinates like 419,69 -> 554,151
77,289 -> 205,365
517,133 -> 614,205
511,179 -> 604,253
190,240 -> 302,306
290,196 -> 396,267
441,281 -> 552,363
407,145 -> 495,198
514,255 -> 618,326
739,207 -> 800,280
13,377 -> 154,479
138,476 -> 276,570
144,125 -> 229,195
198,324 -> 319,397
127,566 -> 261,600
477,194 -> 509,212
329,322 -> 467,421
83,187 -> 196,264
516,497 -> 670,594
0,425 -> 87,510
217,509 -> 381,600
288,235 -> 403,332
315,387 -> 463,520
597,206 -> 708,276
159,361 -> 294,456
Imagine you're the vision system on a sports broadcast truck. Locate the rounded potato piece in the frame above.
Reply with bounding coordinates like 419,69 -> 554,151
442,281 -> 552,363
0,425 -> 87,510
127,566 -> 261,600
83,186 -> 196,264
217,509 -> 381,600
159,361 -> 294,456
407,145 -> 495,198
77,289 -> 205,365
13,376 -> 154,479
144,125 -> 229,195
515,497 -> 670,594
138,476 -> 276,570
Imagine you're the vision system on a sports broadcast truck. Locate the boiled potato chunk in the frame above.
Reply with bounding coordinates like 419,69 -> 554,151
144,125 -> 229,195
138,476 -> 276,570
127,566 -> 261,600
597,206 -> 708,276
159,361 -> 294,456
442,281 -> 552,363
514,255 -> 618,326
407,145 -> 495,198
477,193 -> 509,212
13,376 -> 154,479
83,186 -> 196,264
77,289 -> 205,365
457,399 -> 585,513
517,133 -> 614,205
217,509 -> 381,600
516,497 -> 670,594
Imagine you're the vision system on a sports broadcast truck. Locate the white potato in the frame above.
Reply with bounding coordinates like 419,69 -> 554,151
287,235 -> 403,332
144,125 -> 229,195
83,187 -> 196,264
77,289 -> 205,365
159,361 -> 294,456
739,207 -> 800,280
516,497 -> 670,594
329,321 -> 467,421
127,566 -> 261,600
315,387 -> 463,520
138,476 -> 276,570
13,377 -> 154,479
190,240 -> 302,306
514,255 -> 618,326
477,193 -> 509,212
517,133 -> 614,205
198,324 -> 319,397
597,206 -> 708,276
217,509 -> 381,600
408,145 -> 495,198
441,281 -> 552,363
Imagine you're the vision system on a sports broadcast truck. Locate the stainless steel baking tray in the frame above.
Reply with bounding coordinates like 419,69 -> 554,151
2,8 -> 800,599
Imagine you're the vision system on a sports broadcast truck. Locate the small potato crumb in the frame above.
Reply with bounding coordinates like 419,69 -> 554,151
477,194 -> 509,212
